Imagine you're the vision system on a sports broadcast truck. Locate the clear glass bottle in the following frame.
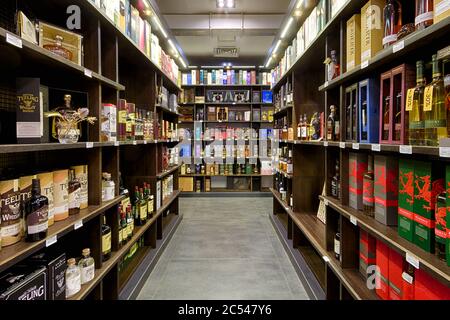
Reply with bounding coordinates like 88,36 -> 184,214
102,172 -> 115,202
363,155 -> 375,217
68,169 -> 81,215
415,0 -> 434,30
424,54 -> 446,146
65,258 -> 81,298
25,179 -> 49,242
78,248 -> 95,285
102,216 -> 111,262
383,0 -> 402,48
409,60 -> 426,146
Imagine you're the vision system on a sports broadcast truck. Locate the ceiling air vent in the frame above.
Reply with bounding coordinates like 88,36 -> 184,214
214,47 -> 239,58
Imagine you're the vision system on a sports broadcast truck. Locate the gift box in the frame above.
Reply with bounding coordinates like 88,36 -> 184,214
388,248 -> 404,300
359,229 -> 376,279
358,78 -> 380,143
360,0 -> 384,63
349,152 -> 368,210
0,266 -> 47,300
398,159 -> 415,242
415,269 -> 450,300
434,0 -> 450,24
346,14 -> 361,71
376,239 -> 389,300
374,155 -> 398,226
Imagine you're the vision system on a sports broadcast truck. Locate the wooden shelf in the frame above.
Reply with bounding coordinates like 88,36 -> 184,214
156,164 -> 181,179
0,196 -> 124,274
273,106 -> 293,117
155,105 -> 182,118
319,17 -> 450,92
0,27 -> 124,91
68,190 -> 180,300
322,195 -> 450,284
271,188 -> 379,300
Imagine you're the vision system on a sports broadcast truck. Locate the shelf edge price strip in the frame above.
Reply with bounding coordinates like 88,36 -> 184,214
86,142 -> 94,149
74,220 -> 83,230
399,145 -> 412,154
114,141 -> 120,147
84,68 -> 93,78
339,142 -> 346,149
322,255 -> 330,263
46,235 -> 57,247
371,144 -> 381,152
323,141 -> 329,147
350,215 -> 357,226
352,143 -> 359,150
361,60 -> 369,69
393,40 -> 404,53
6,32 -> 23,48
439,147 -> 450,158
406,252 -> 420,269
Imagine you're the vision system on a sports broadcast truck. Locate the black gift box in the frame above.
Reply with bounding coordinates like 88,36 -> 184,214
0,266 -> 47,300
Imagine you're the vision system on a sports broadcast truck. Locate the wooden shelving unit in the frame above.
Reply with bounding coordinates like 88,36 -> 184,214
0,0 -> 182,300
179,80 -> 274,193
270,0 -> 450,300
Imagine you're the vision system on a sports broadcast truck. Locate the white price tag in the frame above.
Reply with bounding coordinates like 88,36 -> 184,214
439,147 -> 450,158
84,68 -> 93,78
74,220 -> 83,230
324,81 -> 329,88
350,215 -> 357,226
323,141 -> 329,147
46,235 -> 57,247
6,32 -> 23,48
132,141 -> 137,145
406,252 -> 420,269
322,255 -> 330,263
352,143 -> 359,150
402,272 -> 414,284
143,140 -> 147,145
114,141 -> 120,147
86,142 -> 94,148
400,145 -> 412,154
361,60 -> 369,69
339,142 -> 346,149
294,140 -> 298,144
155,140 -> 158,143
393,40 -> 404,53
323,198 -> 329,206
371,144 -> 381,152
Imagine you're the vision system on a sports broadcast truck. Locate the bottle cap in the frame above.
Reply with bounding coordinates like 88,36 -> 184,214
67,258 -> 76,266
82,248 -> 90,256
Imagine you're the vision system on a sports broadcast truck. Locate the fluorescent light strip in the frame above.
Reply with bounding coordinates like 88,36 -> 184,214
152,16 -> 168,38
281,17 -> 294,39
273,39 -> 282,55
168,39 -> 178,53
296,0 -> 303,9
179,57 -> 187,68
143,0 -> 150,9
265,57 -> 272,68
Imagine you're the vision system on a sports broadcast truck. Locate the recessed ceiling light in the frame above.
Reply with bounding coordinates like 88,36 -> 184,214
217,0 -> 234,8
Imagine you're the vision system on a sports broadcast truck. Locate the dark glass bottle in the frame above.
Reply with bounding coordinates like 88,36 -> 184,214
68,169 -> 81,215
101,216 -> 111,262
334,219 -> 341,260
331,159 -> 340,198
363,155 -> 375,217
133,186 -> 142,226
327,105 -> 337,141
25,179 -> 49,242
139,187 -> 147,224
383,0 -> 402,48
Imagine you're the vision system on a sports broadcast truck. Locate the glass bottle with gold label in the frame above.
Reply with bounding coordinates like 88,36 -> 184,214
424,54 -> 446,146
408,60 -> 426,145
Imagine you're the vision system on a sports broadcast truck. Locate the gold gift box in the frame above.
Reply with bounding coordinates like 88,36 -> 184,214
346,14 -> 361,72
361,0 -> 384,63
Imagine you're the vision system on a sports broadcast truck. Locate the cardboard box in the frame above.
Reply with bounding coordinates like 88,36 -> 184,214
0,266 -> 47,300
434,0 -> 450,24
0,179 -> 22,247
388,248 -> 404,300
346,14 -> 361,71
36,172 -> 54,226
413,161 -> 445,252
26,252 -> 66,300
398,159 -> 415,242
349,152 -> 368,210
375,239 -> 389,300
360,0 -> 384,63
415,269 -> 450,299
359,229 -> 376,279
374,155 -> 398,226
358,78 -> 379,143
16,78 -> 41,144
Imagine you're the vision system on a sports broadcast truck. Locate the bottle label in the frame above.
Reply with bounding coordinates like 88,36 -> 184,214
415,11 -> 434,26
118,110 -> 127,124
382,34 -> 397,46
69,188 -> 81,210
409,121 -> 425,129
119,228 -> 123,243
27,205 -> 49,235
405,89 -> 415,111
334,121 -> 340,136
103,186 -> 115,201
80,263 -> 95,284
126,121 -> 132,132
301,127 -> 307,138
425,119 -> 446,128
147,200 -> 153,215
140,205 -> 147,220
287,163 -> 293,174
1,222 -> 22,238
102,232 -> 111,254
423,86 -> 433,111
334,239 -> 340,255
66,273 -> 81,298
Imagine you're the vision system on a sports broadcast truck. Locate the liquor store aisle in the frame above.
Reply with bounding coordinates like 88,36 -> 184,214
136,197 -> 310,300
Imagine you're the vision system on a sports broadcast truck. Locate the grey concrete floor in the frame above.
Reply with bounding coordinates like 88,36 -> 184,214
136,197 -> 310,300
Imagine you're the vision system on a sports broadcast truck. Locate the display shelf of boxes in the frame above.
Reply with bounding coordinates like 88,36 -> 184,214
270,0 -> 450,300
178,71 -> 274,193
0,0 -> 182,300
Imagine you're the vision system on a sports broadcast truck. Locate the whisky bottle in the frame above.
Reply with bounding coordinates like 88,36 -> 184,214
101,216 -> 111,262
424,54 -> 447,146
394,91 -> 402,141
346,98 -> 352,140
301,114 -> 308,141
435,191 -> 447,261
327,50 -> 340,81
139,187 -> 147,224
25,179 -> 49,242
78,248 -> 95,285
287,150 -> 293,174
68,169 -> 81,215
133,186 -> 142,226
331,159 -> 340,198
382,96 -> 391,141
327,105 -> 337,141
408,60 -> 426,146
65,258 -> 81,298
334,220 -> 341,260
383,0 -> 402,48
297,115 -> 302,140
415,0 -> 434,30
363,155 -> 375,217
126,205 -> 133,240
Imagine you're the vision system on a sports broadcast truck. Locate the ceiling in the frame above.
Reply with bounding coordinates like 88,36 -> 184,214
154,0 -> 292,66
